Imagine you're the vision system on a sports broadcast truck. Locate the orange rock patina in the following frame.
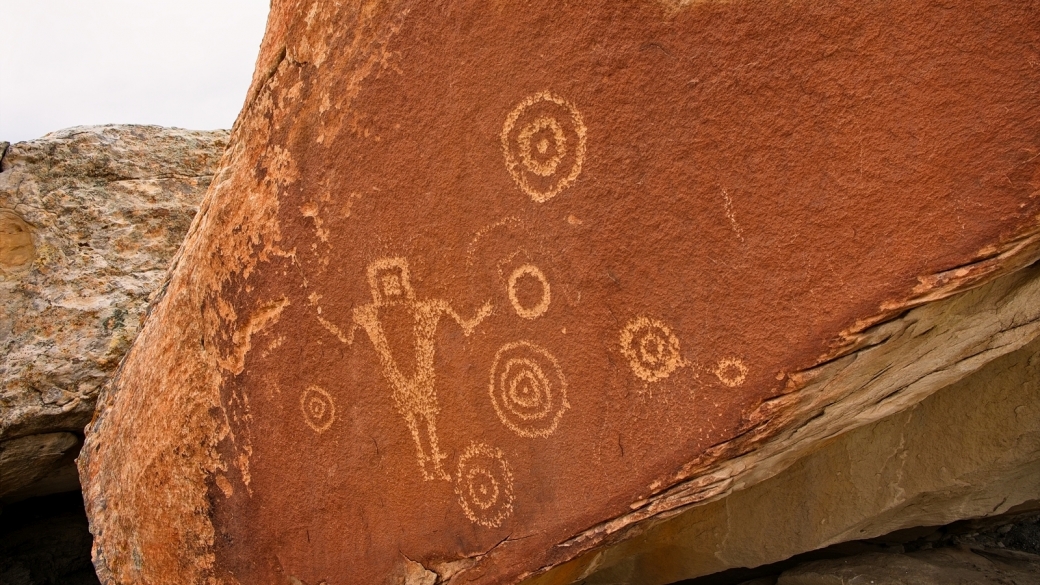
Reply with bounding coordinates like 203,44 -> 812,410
80,1 -> 1040,584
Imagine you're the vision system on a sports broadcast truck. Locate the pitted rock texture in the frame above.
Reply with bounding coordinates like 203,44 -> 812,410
0,125 -> 227,502
79,2 -> 1040,585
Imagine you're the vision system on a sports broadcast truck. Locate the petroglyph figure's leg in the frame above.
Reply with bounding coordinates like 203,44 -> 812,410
404,413 -> 432,480
405,411 -> 449,481
421,412 -> 450,480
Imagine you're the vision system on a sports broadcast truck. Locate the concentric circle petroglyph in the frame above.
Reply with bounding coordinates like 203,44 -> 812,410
507,264 -> 551,319
455,443 -> 514,528
518,117 -> 567,177
300,386 -> 336,433
489,341 -> 569,438
712,358 -> 748,387
620,317 -> 684,382
502,91 -> 587,203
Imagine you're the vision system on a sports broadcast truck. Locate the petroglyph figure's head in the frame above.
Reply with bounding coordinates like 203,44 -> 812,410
367,257 -> 415,305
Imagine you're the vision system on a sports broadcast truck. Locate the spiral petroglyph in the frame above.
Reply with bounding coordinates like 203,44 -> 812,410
300,386 -> 336,433
489,341 -> 569,438
502,91 -> 587,203
455,443 -> 514,528
620,317 -> 685,383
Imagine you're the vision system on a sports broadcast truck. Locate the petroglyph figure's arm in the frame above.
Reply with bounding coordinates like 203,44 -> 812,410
317,314 -> 358,346
443,300 -> 494,336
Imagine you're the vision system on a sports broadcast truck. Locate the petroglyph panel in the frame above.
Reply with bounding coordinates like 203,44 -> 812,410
78,3 -> 1040,585
502,91 -> 587,203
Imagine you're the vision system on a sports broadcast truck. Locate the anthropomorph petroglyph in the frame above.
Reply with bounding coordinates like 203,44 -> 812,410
320,257 -> 492,480
502,91 -> 587,203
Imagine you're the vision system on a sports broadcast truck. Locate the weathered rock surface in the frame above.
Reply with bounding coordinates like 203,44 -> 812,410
79,2 -> 1040,584
0,125 -> 227,502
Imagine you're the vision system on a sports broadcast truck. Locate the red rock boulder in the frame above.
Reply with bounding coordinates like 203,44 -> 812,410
80,2 -> 1040,584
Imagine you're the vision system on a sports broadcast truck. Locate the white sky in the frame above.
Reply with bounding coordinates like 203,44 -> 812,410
0,1 -> 270,144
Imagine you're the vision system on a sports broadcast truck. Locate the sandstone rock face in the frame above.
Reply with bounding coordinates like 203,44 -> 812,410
79,2 -> 1040,584
0,125 -> 227,502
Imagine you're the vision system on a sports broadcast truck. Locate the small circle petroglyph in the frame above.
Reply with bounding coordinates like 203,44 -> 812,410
507,264 -> 551,319
712,358 -> 748,387
455,443 -> 514,528
300,386 -> 335,433
501,91 -> 587,203
620,317 -> 684,382
489,341 -> 569,438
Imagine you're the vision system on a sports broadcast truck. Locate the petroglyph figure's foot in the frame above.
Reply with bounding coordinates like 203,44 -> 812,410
425,443 -> 451,482
407,412 -> 452,481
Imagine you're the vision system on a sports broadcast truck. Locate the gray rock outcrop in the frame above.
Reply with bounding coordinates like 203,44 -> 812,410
0,125 -> 226,503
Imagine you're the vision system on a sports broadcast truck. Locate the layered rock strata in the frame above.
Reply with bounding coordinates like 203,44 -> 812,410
0,125 -> 227,503
78,2 -> 1040,584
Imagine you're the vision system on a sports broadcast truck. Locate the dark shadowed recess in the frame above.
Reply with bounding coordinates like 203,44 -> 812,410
0,492 -> 100,585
